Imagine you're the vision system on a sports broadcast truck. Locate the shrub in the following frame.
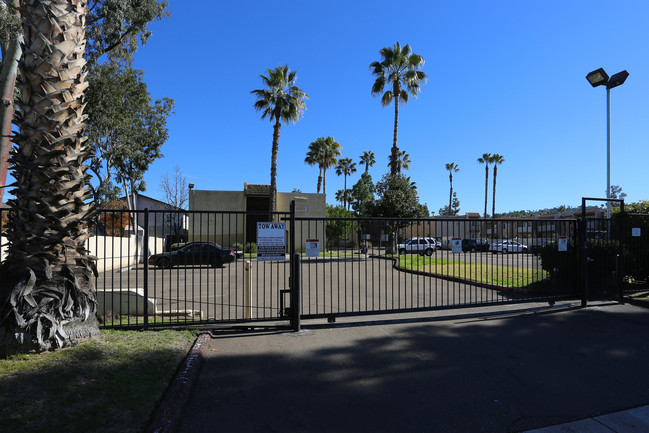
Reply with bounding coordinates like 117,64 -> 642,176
232,242 -> 243,251
245,242 -> 257,253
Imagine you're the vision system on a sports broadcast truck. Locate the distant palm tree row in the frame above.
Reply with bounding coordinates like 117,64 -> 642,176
477,153 -> 505,218
251,41 -> 427,211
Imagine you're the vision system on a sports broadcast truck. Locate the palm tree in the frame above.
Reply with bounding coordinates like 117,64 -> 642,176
389,149 -> 411,173
251,65 -> 308,212
1,0 -> 98,353
305,139 -> 325,193
319,137 -> 341,195
477,153 -> 493,218
336,157 -> 357,210
359,150 -> 376,173
370,42 -> 427,174
445,162 -> 460,212
491,154 -> 505,218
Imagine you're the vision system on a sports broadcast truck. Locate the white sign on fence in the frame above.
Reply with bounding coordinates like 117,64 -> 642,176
257,222 -> 286,261
305,239 -> 320,258
558,236 -> 568,252
451,238 -> 462,253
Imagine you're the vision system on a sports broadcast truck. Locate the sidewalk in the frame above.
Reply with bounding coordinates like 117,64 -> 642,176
177,302 -> 649,433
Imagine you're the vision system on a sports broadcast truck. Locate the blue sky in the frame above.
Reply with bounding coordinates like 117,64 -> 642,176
120,1 -> 647,213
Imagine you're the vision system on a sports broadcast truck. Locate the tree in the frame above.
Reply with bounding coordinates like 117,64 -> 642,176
610,185 -> 626,200
335,189 -> 348,207
335,157 -> 356,210
305,140 -> 324,193
359,150 -> 375,173
491,154 -> 504,217
159,165 -> 188,238
477,153 -> 492,218
0,0 -> 97,353
388,149 -> 411,173
251,65 -> 308,212
305,136 -> 340,195
86,60 -> 174,206
0,0 -> 170,204
0,0 -> 21,205
445,162 -> 459,212
350,172 -> 375,216
452,192 -> 461,215
370,42 -> 427,174
372,173 -> 426,253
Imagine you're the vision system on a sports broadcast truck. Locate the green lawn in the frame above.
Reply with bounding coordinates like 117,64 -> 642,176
0,329 -> 197,433
395,255 -> 549,289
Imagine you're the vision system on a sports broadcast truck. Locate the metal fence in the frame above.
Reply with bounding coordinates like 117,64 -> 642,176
1,206 -> 648,329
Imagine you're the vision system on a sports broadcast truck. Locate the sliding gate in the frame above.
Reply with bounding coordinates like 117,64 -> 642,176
3,204 -> 636,329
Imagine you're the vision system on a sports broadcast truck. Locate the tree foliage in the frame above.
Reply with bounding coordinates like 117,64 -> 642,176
251,65 -> 308,212
350,172 -> 375,216
371,173 -> 425,219
86,60 -> 174,205
370,42 -> 426,174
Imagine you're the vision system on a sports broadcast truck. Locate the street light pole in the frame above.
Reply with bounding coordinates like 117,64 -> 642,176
606,86 -> 610,218
585,68 -> 629,219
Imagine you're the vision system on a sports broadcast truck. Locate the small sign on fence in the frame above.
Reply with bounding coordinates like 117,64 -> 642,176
257,222 -> 286,261
451,238 -> 462,253
558,236 -> 568,252
632,228 -> 641,237
305,239 -> 320,258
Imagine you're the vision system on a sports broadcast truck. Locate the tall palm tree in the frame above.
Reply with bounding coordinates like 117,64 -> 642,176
305,139 -> 325,193
1,0 -> 98,353
491,154 -> 505,218
251,65 -> 308,212
445,162 -> 460,212
389,149 -> 411,173
319,136 -> 341,195
336,157 -> 357,210
370,42 -> 427,174
359,150 -> 376,173
477,153 -> 492,218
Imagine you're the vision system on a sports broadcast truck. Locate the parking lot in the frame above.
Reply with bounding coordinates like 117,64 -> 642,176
96,249 -> 551,326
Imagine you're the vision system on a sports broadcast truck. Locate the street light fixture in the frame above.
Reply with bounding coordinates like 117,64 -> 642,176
585,67 -> 629,218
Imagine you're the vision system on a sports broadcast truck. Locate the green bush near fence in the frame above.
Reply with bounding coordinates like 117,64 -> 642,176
244,242 -> 257,253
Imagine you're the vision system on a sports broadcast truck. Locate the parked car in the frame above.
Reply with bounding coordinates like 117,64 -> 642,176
148,242 -> 236,268
397,237 -> 437,256
462,238 -> 490,252
490,240 -> 528,254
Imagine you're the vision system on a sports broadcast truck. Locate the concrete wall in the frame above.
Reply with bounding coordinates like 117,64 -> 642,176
187,190 -> 327,252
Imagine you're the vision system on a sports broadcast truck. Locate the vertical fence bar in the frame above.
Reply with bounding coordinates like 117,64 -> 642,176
143,208 -> 149,329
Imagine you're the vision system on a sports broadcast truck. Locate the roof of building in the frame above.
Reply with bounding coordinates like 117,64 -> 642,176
244,183 -> 271,196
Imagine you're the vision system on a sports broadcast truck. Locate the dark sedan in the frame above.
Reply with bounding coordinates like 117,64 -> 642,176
148,242 -> 235,269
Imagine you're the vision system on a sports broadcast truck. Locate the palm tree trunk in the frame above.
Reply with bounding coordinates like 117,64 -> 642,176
323,168 -> 327,195
316,168 -> 322,194
1,0 -> 98,354
449,174 -> 453,213
269,120 -> 281,213
391,83 -> 400,175
492,165 -> 498,218
484,166 -> 489,218
0,0 -> 22,203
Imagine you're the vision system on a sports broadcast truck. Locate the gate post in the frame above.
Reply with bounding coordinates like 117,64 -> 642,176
289,201 -> 301,331
143,208 -> 149,329
581,199 -> 588,307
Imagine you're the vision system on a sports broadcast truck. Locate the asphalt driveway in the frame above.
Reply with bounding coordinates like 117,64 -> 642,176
178,302 -> 649,433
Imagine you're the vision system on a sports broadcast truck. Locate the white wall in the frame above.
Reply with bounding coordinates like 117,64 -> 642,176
0,235 -> 164,273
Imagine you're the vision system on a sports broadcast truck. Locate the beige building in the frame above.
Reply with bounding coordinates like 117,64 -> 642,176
188,183 -> 327,253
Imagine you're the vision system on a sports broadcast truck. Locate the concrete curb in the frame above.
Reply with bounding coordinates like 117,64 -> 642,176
145,330 -> 213,433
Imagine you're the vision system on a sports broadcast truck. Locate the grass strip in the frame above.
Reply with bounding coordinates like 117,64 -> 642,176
0,329 -> 198,433
396,255 -> 549,289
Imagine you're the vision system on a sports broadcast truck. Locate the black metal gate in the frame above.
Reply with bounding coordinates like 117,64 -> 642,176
2,202 -> 645,330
